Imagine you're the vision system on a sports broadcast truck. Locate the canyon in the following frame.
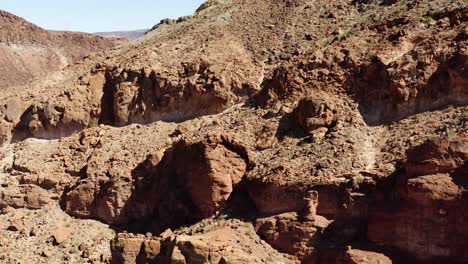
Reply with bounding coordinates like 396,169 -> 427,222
0,0 -> 467,263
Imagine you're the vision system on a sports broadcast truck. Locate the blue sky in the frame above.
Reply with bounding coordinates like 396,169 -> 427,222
0,0 -> 206,32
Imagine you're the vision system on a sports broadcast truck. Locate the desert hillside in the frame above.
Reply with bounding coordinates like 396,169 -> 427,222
0,10 -> 123,88
0,0 -> 467,263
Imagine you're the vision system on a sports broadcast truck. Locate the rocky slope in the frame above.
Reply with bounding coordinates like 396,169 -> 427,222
0,0 -> 467,263
0,10 -> 123,88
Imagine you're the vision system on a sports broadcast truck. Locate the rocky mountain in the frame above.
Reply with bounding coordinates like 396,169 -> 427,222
0,0 -> 467,263
0,10 -> 123,88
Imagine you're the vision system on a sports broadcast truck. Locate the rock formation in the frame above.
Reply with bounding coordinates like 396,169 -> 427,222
63,133 -> 249,232
111,220 -> 294,264
368,135 -> 468,262
0,0 -> 467,263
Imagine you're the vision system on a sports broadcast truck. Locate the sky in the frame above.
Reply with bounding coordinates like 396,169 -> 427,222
0,0 -> 206,33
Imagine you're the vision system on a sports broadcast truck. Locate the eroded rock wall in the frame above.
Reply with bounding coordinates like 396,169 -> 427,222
368,136 -> 468,262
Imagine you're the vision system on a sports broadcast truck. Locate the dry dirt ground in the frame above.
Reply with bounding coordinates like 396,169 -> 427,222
0,0 -> 467,263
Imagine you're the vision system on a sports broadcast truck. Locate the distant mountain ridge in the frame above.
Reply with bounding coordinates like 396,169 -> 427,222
0,9 -> 121,88
0,9 -> 49,43
94,29 -> 147,40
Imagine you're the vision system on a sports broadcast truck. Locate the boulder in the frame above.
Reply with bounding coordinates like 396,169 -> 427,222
0,184 -> 50,210
2,98 -> 24,124
255,212 -> 330,261
51,227 -> 72,245
292,97 -> 336,133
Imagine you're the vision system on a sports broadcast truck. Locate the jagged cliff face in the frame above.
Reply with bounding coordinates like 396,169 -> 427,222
0,10 -> 122,89
0,0 -> 467,263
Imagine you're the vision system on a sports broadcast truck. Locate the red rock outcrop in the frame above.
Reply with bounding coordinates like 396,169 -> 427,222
9,60 -> 255,141
368,135 -> 468,263
94,63 -> 238,126
351,36 -> 468,124
13,100 -> 92,140
255,212 -> 331,261
111,220 -> 293,264
247,177 -> 375,261
130,134 -> 249,231
246,177 -> 375,221
63,133 -> 249,230
0,184 -> 50,210
253,15 -> 467,126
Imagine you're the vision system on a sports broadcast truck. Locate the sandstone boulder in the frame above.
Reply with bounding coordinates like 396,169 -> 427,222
253,66 -> 305,109
172,225 -> 287,264
1,98 -> 25,124
405,136 -> 468,177
63,181 -> 99,220
0,184 -> 50,210
255,212 -> 331,261
292,97 -> 336,134
51,226 -> 72,245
